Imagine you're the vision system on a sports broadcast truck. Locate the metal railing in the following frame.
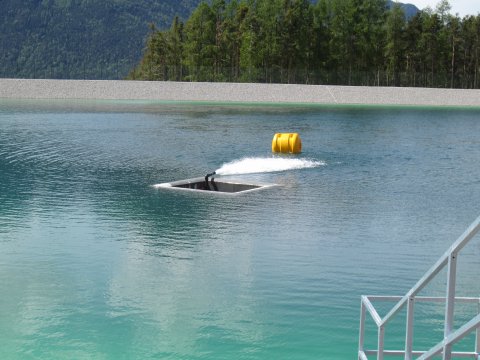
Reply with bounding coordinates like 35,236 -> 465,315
359,215 -> 480,360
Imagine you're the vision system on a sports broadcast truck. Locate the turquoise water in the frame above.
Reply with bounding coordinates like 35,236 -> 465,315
1,99 -> 480,359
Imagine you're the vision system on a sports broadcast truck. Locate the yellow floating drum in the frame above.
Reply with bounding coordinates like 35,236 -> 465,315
272,133 -> 302,154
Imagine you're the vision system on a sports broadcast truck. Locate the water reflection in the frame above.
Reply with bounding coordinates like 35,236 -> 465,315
1,100 -> 480,359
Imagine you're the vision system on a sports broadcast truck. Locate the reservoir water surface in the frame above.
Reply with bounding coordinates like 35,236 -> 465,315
1,99 -> 480,359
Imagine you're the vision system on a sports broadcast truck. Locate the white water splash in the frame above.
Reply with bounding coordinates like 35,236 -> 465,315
215,157 -> 325,175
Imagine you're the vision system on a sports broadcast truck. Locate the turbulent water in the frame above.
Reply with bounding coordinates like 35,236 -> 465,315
1,100 -> 480,359
214,157 -> 325,175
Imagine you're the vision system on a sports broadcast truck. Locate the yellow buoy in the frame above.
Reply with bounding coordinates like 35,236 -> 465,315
272,133 -> 302,154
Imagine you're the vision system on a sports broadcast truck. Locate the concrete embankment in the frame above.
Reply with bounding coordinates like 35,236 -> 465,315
1,78 -> 480,107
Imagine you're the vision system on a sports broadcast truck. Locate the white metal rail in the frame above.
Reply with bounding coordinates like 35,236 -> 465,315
358,215 -> 480,360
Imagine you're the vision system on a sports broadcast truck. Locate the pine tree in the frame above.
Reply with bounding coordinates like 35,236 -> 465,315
183,2 -> 216,81
385,3 -> 406,86
128,0 -> 480,89
168,16 -> 184,81
312,0 -> 331,83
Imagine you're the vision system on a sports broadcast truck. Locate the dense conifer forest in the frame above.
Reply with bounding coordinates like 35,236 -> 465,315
129,0 -> 480,88
0,0 -> 201,79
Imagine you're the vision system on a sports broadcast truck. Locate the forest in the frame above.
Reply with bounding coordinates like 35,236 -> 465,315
128,0 -> 480,88
0,0 -> 201,79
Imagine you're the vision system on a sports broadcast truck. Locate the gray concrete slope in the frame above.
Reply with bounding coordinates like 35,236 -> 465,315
1,78 -> 480,107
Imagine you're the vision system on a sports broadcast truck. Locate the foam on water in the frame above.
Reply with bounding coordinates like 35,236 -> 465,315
215,157 -> 325,175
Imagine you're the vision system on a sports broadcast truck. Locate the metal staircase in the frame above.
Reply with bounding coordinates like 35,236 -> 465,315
358,216 -> 480,360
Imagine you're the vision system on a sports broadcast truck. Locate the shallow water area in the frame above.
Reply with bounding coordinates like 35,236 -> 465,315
1,99 -> 480,359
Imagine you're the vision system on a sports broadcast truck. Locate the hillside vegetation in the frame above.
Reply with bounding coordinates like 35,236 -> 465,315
0,0 -> 201,79
129,0 -> 480,88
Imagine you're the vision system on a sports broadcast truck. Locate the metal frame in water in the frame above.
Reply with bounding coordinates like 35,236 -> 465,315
153,177 -> 276,195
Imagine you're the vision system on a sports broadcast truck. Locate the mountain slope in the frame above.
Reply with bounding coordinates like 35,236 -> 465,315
387,0 -> 420,19
0,0 -> 202,79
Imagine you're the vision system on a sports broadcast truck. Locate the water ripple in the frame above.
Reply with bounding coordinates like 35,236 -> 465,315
1,102 -> 480,359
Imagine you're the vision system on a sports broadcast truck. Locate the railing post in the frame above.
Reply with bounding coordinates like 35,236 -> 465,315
443,252 -> 458,360
405,296 -> 415,360
378,325 -> 385,360
359,300 -> 366,359
476,300 -> 480,358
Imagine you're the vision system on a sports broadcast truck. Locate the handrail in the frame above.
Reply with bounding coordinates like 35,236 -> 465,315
358,215 -> 480,360
365,296 -> 480,303
417,314 -> 480,359
381,216 -> 480,327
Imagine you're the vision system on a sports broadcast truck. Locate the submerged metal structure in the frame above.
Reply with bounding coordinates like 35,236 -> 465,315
154,174 -> 275,195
